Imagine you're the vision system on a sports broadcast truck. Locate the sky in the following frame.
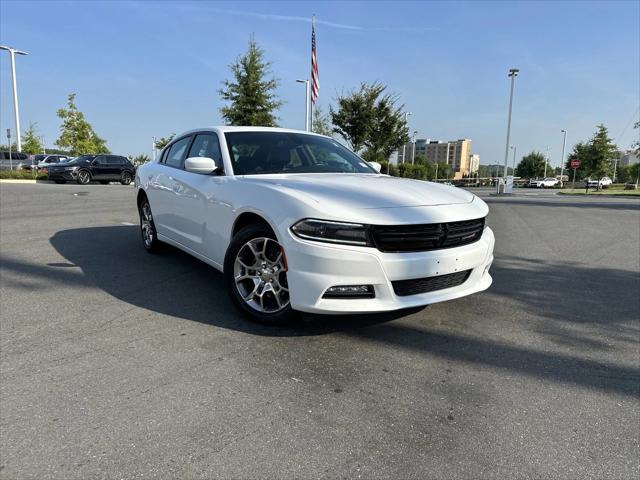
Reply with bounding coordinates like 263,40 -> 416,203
0,0 -> 638,167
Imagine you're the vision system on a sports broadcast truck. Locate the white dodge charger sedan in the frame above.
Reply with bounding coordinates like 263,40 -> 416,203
135,127 -> 494,323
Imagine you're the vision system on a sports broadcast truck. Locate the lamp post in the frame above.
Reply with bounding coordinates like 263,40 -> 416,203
500,68 -> 519,193
0,45 -> 28,152
510,145 -> 517,174
411,130 -> 418,164
560,129 -> 567,187
402,112 -> 412,163
296,79 -> 310,131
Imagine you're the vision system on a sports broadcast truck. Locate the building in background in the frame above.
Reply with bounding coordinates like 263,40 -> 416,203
394,137 -> 478,179
469,154 -> 480,174
618,149 -> 639,166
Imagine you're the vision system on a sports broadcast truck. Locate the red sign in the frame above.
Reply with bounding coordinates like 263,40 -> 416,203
571,159 -> 580,169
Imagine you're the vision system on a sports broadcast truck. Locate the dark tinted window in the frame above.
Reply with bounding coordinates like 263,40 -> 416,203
94,155 -> 107,165
224,132 -> 376,175
165,136 -> 191,168
106,156 -> 121,165
188,133 -> 223,164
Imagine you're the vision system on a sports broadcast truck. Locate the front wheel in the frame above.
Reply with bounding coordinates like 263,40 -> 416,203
77,170 -> 91,185
223,224 -> 295,325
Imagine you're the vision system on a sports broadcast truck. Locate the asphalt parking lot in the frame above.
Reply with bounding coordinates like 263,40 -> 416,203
1,183 -> 639,479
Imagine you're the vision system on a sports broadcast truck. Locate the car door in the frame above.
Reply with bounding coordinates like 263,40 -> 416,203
91,155 -> 109,179
147,135 -> 193,242
105,156 -> 123,179
168,132 -> 229,257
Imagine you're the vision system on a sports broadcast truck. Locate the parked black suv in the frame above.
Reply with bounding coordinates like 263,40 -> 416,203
47,154 -> 135,185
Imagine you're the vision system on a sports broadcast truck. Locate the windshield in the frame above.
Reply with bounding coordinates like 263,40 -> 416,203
224,132 -> 377,175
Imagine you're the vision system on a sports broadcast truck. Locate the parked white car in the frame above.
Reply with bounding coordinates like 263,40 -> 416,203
135,127 -> 494,323
529,177 -> 559,188
587,176 -> 613,188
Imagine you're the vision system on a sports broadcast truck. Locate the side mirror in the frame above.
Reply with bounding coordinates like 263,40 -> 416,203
369,161 -> 382,173
185,156 -> 217,174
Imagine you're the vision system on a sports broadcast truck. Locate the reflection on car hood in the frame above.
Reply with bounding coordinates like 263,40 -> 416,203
241,173 -> 475,209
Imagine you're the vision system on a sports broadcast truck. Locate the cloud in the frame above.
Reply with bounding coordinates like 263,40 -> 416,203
211,8 -> 363,30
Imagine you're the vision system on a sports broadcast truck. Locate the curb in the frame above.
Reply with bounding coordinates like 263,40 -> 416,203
557,192 -> 640,198
0,179 -> 38,184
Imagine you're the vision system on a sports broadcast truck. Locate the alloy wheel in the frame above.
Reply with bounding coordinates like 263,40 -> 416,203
140,202 -> 154,248
233,237 -> 289,313
78,171 -> 90,184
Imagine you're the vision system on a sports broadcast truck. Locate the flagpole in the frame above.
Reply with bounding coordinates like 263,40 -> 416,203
310,14 -> 315,132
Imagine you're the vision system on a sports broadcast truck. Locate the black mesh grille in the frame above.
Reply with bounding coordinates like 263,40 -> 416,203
392,270 -> 472,297
370,218 -> 485,252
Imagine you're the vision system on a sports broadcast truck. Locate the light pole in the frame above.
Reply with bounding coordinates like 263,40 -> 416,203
544,146 -> 550,178
411,130 -> 418,164
402,112 -> 412,163
560,129 -> 567,187
0,45 -> 28,152
296,79 -> 310,131
152,136 -> 157,161
510,145 -> 517,175
500,68 -> 519,193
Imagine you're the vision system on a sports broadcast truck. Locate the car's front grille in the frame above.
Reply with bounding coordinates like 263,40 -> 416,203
392,270 -> 472,297
370,218 -> 485,253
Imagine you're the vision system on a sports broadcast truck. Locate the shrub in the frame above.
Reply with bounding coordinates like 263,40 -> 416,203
0,170 -> 48,180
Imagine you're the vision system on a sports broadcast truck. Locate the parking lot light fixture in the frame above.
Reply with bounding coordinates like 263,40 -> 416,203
560,130 -> 567,187
402,112 -> 412,163
296,79 -> 310,131
500,68 -> 519,193
0,45 -> 28,152
510,145 -> 517,174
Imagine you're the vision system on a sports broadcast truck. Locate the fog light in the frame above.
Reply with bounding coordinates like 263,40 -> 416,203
323,285 -> 375,299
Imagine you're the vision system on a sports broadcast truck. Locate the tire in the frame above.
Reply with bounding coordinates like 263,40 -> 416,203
54,180 -> 67,184
138,196 -> 161,253
77,169 -> 91,185
120,171 -> 133,185
100,181 -> 109,185
223,224 -> 296,325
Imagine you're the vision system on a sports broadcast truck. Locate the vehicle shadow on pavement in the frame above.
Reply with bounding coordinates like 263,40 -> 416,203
33,225 -> 640,398
44,225 -> 408,337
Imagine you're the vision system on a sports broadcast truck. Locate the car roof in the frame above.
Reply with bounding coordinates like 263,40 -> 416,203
177,126 -> 329,138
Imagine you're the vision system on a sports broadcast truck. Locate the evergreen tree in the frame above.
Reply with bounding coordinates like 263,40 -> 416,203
583,124 -> 617,182
55,94 -> 109,155
154,135 -> 175,151
219,37 -> 283,126
312,105 -> 333,137
22,122 -> 44,154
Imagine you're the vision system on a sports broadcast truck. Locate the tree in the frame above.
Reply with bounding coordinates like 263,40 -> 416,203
22,123 -> 44,154
515,151 -> 547,178
582,124 -> 616,184
437,162 -> 453,179
312,105 -> 332,137
331,82 -> 409,155
219,37 -> 283,126
55,93 -> 109,155
131,154 -> 150,167
154,135 -> 174,151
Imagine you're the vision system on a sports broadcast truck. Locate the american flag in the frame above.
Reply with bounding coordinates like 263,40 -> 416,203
311,21 -> 319,104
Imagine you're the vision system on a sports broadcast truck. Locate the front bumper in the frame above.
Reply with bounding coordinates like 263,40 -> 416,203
283,227 -> 494,314
48,170 -> 77,181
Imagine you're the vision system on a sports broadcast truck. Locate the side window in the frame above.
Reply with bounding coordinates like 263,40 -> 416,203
94,155 -> 107,165
165,136 -> 191,168
106,156 -> 120,165
187,134 -> 223,164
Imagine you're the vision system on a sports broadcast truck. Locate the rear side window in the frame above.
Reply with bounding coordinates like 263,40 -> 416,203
94,155 -> 107,165
188,134 -> 223,164
164,136 -> 191,168
106,156 -> 120,165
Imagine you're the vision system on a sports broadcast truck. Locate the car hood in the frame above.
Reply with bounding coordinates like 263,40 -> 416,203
239,173 -> 475,209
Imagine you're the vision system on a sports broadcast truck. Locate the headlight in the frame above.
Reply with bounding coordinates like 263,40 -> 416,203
291,219 -> 372,246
